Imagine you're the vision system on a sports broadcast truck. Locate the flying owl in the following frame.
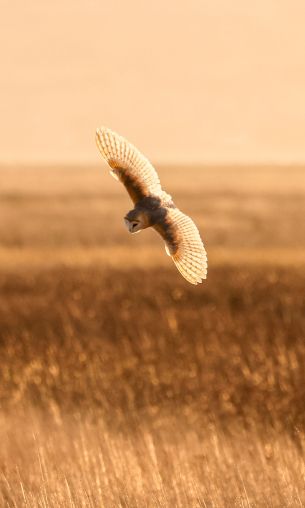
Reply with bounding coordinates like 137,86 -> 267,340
95,127 -> 207,284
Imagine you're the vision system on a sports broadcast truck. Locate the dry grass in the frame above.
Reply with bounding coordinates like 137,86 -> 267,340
1,408 -> 304,507
1,165 -> 305,252
0,166 -> 305,507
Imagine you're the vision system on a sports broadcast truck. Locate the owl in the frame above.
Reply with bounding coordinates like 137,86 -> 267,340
95,127 -> 207,284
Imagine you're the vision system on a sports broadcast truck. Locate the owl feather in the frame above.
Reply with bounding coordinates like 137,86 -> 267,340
95,127 -> 207,284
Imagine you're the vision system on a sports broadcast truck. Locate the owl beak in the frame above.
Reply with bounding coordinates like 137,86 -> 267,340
124,218 -> 137,233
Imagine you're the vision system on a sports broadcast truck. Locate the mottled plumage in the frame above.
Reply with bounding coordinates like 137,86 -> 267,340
95,127 -> 207,284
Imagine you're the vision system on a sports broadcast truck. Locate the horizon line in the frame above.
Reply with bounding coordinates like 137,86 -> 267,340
1,161 -> 305,170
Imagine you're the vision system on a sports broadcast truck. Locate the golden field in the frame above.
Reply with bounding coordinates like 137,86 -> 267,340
0,166 -> 305,507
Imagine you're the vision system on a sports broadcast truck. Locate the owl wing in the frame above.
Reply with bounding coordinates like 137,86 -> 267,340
95,127 -> 171,205
154,208 -> 207,284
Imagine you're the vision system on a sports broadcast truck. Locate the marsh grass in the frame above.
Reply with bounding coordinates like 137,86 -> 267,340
1,266 -> 305,506
0,166 -> 304,506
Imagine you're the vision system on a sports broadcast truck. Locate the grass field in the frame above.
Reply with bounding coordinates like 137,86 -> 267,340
0,166 -> 305,507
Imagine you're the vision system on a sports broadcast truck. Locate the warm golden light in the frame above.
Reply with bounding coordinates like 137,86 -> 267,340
0,2 -> 305,506
1,1 -> 305,164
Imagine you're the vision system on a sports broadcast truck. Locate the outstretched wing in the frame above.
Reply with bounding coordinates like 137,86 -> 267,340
96,127 -> 171,204
154,208 -> 207,284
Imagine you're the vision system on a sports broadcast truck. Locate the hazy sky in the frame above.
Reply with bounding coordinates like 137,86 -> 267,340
1,0 -> 305,164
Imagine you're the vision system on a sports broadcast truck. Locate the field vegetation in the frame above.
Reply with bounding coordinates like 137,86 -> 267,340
0,166 -> 304,507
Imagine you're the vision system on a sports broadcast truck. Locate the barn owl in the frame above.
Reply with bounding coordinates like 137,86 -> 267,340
95,127 -> 207,284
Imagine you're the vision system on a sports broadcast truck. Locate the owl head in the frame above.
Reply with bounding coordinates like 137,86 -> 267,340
124,208 -> 149,234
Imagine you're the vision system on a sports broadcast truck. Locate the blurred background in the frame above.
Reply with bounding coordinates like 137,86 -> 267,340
1,2 -> 305,507
1,0 -> 305,165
